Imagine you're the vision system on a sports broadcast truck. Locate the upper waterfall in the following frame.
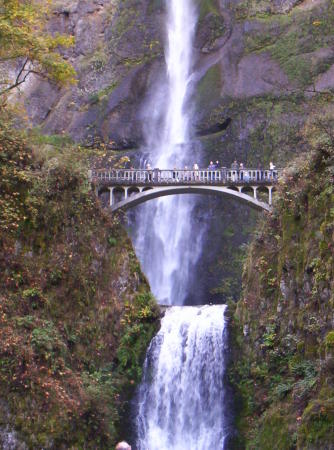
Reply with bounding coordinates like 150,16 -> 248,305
156,0 -> 196,166
131,0 -> 204,306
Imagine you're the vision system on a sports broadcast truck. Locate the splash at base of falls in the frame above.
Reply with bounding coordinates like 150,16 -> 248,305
136,305 -> 229,450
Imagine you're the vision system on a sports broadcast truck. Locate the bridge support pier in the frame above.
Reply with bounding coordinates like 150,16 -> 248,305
108,187 -> 115,206
268,186 -> 273,205
252,186 -> 258,200
237,186 -> 242,193
124,187 -> 129,199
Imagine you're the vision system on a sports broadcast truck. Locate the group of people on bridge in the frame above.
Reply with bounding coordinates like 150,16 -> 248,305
141,160 -> 278,184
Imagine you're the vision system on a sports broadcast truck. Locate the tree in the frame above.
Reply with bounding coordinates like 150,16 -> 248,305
0,0 -> 76,96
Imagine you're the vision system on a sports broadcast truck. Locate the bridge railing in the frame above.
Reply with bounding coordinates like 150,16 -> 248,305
91,168 -> 282,185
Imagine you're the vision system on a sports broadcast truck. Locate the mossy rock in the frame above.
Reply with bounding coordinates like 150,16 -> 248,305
255,408 -> 296,450
298,398 -> 334,449
325,331 -> 334,349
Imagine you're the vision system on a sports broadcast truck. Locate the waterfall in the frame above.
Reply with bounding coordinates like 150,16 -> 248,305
131,1 -> 231,448
131,0 -> 204,305
136,305 -> 229,450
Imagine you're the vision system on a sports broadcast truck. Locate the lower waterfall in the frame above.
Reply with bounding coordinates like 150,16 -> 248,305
135,305 -> 229,450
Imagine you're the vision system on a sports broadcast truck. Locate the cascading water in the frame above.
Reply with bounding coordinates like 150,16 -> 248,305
132,1 -> 231,448
131,0 -> 204,305
136,306 -> 229,449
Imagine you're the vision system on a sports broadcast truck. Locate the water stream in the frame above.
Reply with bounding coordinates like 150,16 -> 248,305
136,306 -> 229,450
132,0 -> 230,448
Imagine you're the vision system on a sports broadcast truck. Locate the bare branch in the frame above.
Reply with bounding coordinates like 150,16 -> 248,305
15,58 -> 29,85
0,58 -> 50,96
0,67 -> 33,96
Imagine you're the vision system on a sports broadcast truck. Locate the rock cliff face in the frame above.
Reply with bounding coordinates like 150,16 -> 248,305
19,0 -> 334,153
19,0 -> 164,149
16,0 -> 334,303
0,113 -> 160,448
229,130 -> 334,449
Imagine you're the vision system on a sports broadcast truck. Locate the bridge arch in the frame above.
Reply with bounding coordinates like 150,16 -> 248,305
106,185 -> 272,212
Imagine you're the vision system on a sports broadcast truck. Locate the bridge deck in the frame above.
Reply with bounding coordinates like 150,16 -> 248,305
90,168 -> 281,187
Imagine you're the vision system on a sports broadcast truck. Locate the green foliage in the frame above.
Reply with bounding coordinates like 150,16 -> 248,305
256,409 -> 296,450
0,112 -> 159,448
31,322 -> 65,360
196,0 -> 220,20
325,331 -> 334,349
117,293 -> 159,382
243,2 -> 334,86
232,117 -> 334,447
22,287 -> 45,309
0,0 -> 76,95
274,382 -> 293,400
298,399 -> 334,448
261,325 -> 276,349
195,63 -> 221,111
107,236 -> 117,247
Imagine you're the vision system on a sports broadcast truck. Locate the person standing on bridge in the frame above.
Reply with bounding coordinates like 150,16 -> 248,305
193,163 -> 199,181
231,160 -> 238,182
269,161 -> 276,180
239,162 -> 244,181
231,160 -> 238,170
208,161 -> 215,182
146,163 -> 152,182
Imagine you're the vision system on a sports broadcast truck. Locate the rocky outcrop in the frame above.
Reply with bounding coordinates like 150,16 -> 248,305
0,117 -> 160,448
229,135 -> 334,449
19,0 -> 164,148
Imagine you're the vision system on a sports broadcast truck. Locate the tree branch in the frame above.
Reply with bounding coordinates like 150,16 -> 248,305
0,58 -> 50,96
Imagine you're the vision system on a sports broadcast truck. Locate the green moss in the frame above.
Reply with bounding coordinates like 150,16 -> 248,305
196,0 -> 220,20
195,63 -> 221,112
29,129 -> 74,148
231,127 -> 334,448
255,409 -> 296,450
116,293 -> 160,382
298,399 -> 334,448
243,2 -> 334,86
325,331 -> 334,348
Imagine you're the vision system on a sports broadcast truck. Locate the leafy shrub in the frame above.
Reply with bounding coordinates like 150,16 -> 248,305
22,287 -> 45,308
107,236 -> 117,247
117,293 -> 159,381
274,382 -> 293,400
48,269 -> 63,286
15,315 -> 35,329
289,359 -> 317,378
261,324 -> 276,349
325,331 -> 334,349
31,322 -> 65,359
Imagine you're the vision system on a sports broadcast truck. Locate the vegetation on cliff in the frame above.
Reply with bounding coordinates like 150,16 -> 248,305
0,0 -> 76,96
0,109 -> 159,448
230,117 -> 334,449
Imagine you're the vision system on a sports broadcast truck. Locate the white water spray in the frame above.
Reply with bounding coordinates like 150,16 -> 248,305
132,0 -> 204,305
136,305 -> 229,449
133,2 -> 230,448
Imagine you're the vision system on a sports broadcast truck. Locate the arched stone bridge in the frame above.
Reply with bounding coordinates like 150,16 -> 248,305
90,168 -> 281,212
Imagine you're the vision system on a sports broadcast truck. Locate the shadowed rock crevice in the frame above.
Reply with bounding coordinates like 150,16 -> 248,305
196,117 -> 232,137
